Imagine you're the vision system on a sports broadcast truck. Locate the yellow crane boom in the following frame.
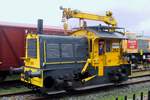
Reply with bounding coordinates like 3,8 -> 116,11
60,7 -> 117,30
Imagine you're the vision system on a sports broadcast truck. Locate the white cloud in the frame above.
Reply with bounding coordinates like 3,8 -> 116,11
0,0 -> 149,36
112,0 -> 149,12
132,18 -> 150,35
139,19 -> 150,30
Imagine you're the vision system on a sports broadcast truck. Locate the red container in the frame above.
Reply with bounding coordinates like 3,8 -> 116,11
0,21 -> 65,79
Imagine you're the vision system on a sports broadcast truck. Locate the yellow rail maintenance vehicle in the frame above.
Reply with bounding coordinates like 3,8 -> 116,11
13,8 -> 131,93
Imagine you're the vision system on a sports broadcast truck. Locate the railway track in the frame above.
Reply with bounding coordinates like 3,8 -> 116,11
45,74 -> 150,95
0,80 -> 32,98
132,67 -> 150,72
1,72 -> 150,99
33,74 -> 150,100
0,91 -> 33,97
73,74 -> 150,91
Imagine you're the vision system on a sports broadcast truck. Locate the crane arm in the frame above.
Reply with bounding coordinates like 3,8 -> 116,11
60,7 -> 117,27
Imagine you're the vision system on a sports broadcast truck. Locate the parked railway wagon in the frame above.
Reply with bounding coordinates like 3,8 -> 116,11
123,33 -> 150,69
0,20 -> 65,81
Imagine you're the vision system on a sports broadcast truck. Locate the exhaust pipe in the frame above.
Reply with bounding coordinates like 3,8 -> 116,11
37,19 -> 43,34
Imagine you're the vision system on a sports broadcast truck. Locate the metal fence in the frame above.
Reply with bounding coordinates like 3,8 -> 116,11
115,91 -> 150,100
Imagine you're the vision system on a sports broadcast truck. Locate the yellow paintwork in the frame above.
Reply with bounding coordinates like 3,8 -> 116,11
105,52 -> 120,66
21,33 -> 43,87
22,30 -> 126,85
21,67 -> 43,87
20,8 -> 127,86
44,61 -> 86,65
23,29 -> 126,84
81,59 -> 91,73
24,34 -> 40,68
60,8 -> 127,82
70,29 -> 126,78
61,7 -> 117,30
140,49 -> 143,55
82,75 -> 96,82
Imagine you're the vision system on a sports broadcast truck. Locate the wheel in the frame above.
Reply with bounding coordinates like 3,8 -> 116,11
64,81 -> 75,93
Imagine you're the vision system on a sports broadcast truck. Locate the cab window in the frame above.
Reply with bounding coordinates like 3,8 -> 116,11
99,40 -> 104,55
106,40 -> 111,52
112,42 -> 120,52
27,39 -> 37,58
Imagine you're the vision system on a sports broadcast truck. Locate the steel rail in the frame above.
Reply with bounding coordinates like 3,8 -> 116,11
1,75 -> 150,98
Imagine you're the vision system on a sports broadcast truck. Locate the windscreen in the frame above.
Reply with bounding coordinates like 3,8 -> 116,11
27,39 -> 37,58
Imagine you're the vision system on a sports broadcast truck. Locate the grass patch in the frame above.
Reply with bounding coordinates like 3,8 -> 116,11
0,86 -> 31,96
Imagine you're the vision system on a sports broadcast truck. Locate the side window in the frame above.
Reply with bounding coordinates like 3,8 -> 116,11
27,39 -> 37,58
61,44 -> 74,58
89,40 -> 92,52
112,42 -> 120,52
106,40 -> 111,52
99,40 -> 104,55
46,44 -> 60,59
75,43 -> 88,58
112,42 -> 120,48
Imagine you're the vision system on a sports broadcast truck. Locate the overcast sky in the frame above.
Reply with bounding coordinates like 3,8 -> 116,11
0,0 -> 149,35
